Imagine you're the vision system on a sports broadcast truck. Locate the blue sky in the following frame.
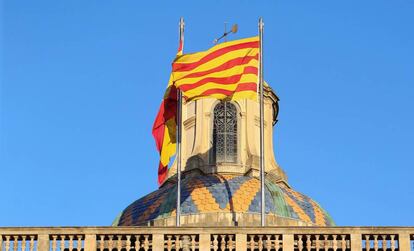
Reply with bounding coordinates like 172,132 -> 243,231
1,1 -> 413,226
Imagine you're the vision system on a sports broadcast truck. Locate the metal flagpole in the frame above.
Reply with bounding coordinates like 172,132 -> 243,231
176,17 -> 185,227
258,17 -> 265,227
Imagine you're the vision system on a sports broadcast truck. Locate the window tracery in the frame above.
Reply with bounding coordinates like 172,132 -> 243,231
213,102 -> 238,163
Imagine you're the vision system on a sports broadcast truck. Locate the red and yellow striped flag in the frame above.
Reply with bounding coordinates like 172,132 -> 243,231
153,36 -> 259,185
152,40 -> 183,186
152,83 -> 177,185
172,36 -> 259,101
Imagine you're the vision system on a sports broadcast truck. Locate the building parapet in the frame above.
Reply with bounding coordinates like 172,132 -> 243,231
1,226 -> 413,251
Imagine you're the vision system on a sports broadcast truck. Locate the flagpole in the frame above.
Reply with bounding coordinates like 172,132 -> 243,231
176,17 -> 184,227
258,17 -> 265,227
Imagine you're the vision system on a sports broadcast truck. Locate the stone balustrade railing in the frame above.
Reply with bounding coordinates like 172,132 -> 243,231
0,227 -> 413,251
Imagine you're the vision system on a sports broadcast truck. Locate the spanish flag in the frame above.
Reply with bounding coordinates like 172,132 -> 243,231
172,36 -> 259,101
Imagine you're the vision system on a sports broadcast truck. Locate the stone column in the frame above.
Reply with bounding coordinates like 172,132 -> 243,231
152,234 -> 164,251
236,234 -> 247,251
37,234 -> 50,251
283,234 -> 294,251
199,234 -> 210,251
84,234 -> 96,251
350,233 -> 362,250
398,233 -> 411,251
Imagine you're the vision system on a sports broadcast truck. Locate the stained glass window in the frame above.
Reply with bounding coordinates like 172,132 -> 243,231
213,102 -> 238,163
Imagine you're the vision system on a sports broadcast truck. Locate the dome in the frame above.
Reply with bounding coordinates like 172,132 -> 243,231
113,174 -> 334,227
113,87 -> 335,227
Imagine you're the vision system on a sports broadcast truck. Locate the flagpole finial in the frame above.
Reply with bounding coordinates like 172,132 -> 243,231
179,17 -> 185,36
178,17 -> 185,48
259,17 -> 264,29
179,17 -> 184,26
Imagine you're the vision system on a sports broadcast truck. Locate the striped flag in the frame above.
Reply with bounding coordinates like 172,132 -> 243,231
152,41 -> 183,186
153,36 -> 259,185
172,36 -> 259,101
152,83 -> 177,185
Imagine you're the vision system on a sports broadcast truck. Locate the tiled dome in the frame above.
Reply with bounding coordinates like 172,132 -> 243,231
114,174 -> 334,226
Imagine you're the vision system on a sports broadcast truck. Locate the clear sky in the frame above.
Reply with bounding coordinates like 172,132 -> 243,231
1,1 -> 413,226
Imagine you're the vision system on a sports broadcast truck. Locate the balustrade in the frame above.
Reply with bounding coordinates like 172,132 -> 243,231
247,234 -> 282,251
294,234 -> 350,250
50,234 -> 83,251
0,235 -> 36,251
97,234 -> 151,251
211,234 -> 235,251
362,234 -> 399,251
0,227 -> 413,251
164,234 -> 198,251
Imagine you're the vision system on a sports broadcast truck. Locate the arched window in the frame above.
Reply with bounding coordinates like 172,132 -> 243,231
213,102 -> 238,163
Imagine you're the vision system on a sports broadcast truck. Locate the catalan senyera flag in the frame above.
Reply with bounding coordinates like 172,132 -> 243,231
172,36 -> 259,101
152,40 -> 183,186
153,37 -> 259,185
